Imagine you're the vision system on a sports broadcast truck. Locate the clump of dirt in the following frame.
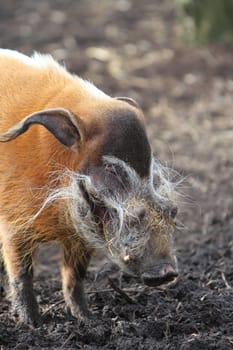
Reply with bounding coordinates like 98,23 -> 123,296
0,0 -> 233,349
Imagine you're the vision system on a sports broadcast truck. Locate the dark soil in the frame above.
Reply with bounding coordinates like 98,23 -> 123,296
0,1 -> 233,349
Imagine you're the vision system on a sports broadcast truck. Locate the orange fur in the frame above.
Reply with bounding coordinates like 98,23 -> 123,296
0,50 -> 144,288
0,52 -> 179,326
0,51 -> 144,278
0,51 -> 152,326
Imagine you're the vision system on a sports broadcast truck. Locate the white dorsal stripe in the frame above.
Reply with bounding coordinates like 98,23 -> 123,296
0,49 -> 55,68
0,49 -> 108,98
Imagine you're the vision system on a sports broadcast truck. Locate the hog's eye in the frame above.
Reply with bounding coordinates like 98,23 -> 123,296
105,163 -> 128,179
104,162 -> 130,191
138,208 -> 146,222
104,163 -> 116,175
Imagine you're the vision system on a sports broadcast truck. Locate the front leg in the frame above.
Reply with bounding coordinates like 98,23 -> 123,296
61,242 -> 92,320
1,239 -> 40,326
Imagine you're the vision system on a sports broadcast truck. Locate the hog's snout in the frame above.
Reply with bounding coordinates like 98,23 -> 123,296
142,264 -> 178,287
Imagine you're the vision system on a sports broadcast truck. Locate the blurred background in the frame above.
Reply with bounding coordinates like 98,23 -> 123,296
0,1 -> 233,349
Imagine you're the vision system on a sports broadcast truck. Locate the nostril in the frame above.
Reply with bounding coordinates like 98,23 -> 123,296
142,265 -> 178,287
160,264 -> 178,278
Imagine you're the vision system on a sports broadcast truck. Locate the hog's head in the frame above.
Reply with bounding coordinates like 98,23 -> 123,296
0,103 -> 179,287
65,156 -> 179,287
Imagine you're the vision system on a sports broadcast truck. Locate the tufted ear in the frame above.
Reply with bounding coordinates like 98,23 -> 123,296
115,96 -> 140,108
0,108 -> 85,150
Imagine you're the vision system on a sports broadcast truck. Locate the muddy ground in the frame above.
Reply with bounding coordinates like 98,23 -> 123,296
0,0 -> 233,349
